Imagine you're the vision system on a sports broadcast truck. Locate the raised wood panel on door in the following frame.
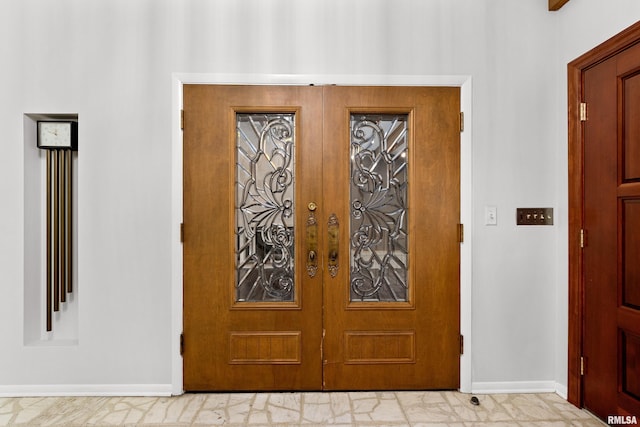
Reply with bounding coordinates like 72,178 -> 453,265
322,86 -> 460,390
183,85 -> 324,391
582,40 -> 640,418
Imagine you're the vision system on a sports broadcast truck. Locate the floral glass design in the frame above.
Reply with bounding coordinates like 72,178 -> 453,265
350,114 -> 409,302
235,114 -> 295,302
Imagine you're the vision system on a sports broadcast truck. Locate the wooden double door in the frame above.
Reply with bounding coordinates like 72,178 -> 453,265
182,85 -> 460,391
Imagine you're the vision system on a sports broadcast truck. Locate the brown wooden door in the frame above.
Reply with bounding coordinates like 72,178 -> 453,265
583,41 -> 640,418
322,86 -> 460,389
183,85 -> 324,390
183,85 -> 460,391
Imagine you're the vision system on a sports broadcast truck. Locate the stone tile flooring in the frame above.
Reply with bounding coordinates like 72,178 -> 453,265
0,392 -> 606,426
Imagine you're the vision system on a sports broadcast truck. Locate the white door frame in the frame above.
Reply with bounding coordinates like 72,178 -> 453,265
170,73 -> 473,395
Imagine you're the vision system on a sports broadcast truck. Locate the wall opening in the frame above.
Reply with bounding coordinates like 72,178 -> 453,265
24,113 -> 78,345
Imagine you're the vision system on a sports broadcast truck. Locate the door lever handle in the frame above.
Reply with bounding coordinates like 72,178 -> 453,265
306,203 -> 318,278
327,213 -> 339,277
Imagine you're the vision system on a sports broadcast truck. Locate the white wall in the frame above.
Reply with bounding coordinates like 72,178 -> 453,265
0,0 -> 638,395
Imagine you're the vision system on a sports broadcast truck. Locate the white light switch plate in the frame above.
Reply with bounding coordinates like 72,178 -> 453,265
485,206 -> 497,225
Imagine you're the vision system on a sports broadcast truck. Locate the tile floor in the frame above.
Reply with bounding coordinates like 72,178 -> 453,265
0,392 -> 606,426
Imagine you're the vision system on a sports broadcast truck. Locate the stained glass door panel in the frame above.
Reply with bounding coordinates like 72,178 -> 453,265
350,114 -> 409,302
235,113 -> 296,303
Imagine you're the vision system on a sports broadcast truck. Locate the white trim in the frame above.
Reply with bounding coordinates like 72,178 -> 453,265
171,75 -> 184,396
170,73 -> 469,87
459,76 -> 473,394
0,384 -> 173,397
472,381 -> 558,395
171,73 -> 473,394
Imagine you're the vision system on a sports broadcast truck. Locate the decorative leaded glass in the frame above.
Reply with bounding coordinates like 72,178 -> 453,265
350,114 -> 409,302
235,114 -> 295,302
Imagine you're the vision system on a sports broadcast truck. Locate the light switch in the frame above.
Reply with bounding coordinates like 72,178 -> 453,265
485,206 -> 497,225
516,208 -> 554,225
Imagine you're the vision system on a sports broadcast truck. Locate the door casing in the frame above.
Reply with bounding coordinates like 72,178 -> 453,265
567,21 -> 640,408
170,74 -> 473,395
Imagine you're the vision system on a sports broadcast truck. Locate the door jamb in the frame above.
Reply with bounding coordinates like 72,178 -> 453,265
567,21 -> 640,407
170,74 -> 473,395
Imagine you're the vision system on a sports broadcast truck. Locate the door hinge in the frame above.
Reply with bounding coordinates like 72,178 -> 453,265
458,224 -> 464,243
579,102 -> 587,121
180,223 -> 185,243
460,112 -> 465,132
580,229 -> 586,248
580,355 -> 585,376
180,109 -> 185,130
180,333 -> 184,356
460,335 -> 464,355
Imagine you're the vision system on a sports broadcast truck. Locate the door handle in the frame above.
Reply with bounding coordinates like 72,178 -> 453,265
327,213 -> 339,277
306,202 -> 318,278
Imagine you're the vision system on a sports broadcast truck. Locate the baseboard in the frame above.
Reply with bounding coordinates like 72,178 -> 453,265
1,381 -> 567,398
471,380 -> 560,395
0,384 -> 174,397
554,382 -> 568,399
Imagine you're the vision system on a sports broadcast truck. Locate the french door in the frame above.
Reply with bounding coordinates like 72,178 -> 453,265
182,85 -> 460,391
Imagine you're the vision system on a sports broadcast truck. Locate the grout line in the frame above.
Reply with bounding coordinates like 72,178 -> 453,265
0,392 -> 607,426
